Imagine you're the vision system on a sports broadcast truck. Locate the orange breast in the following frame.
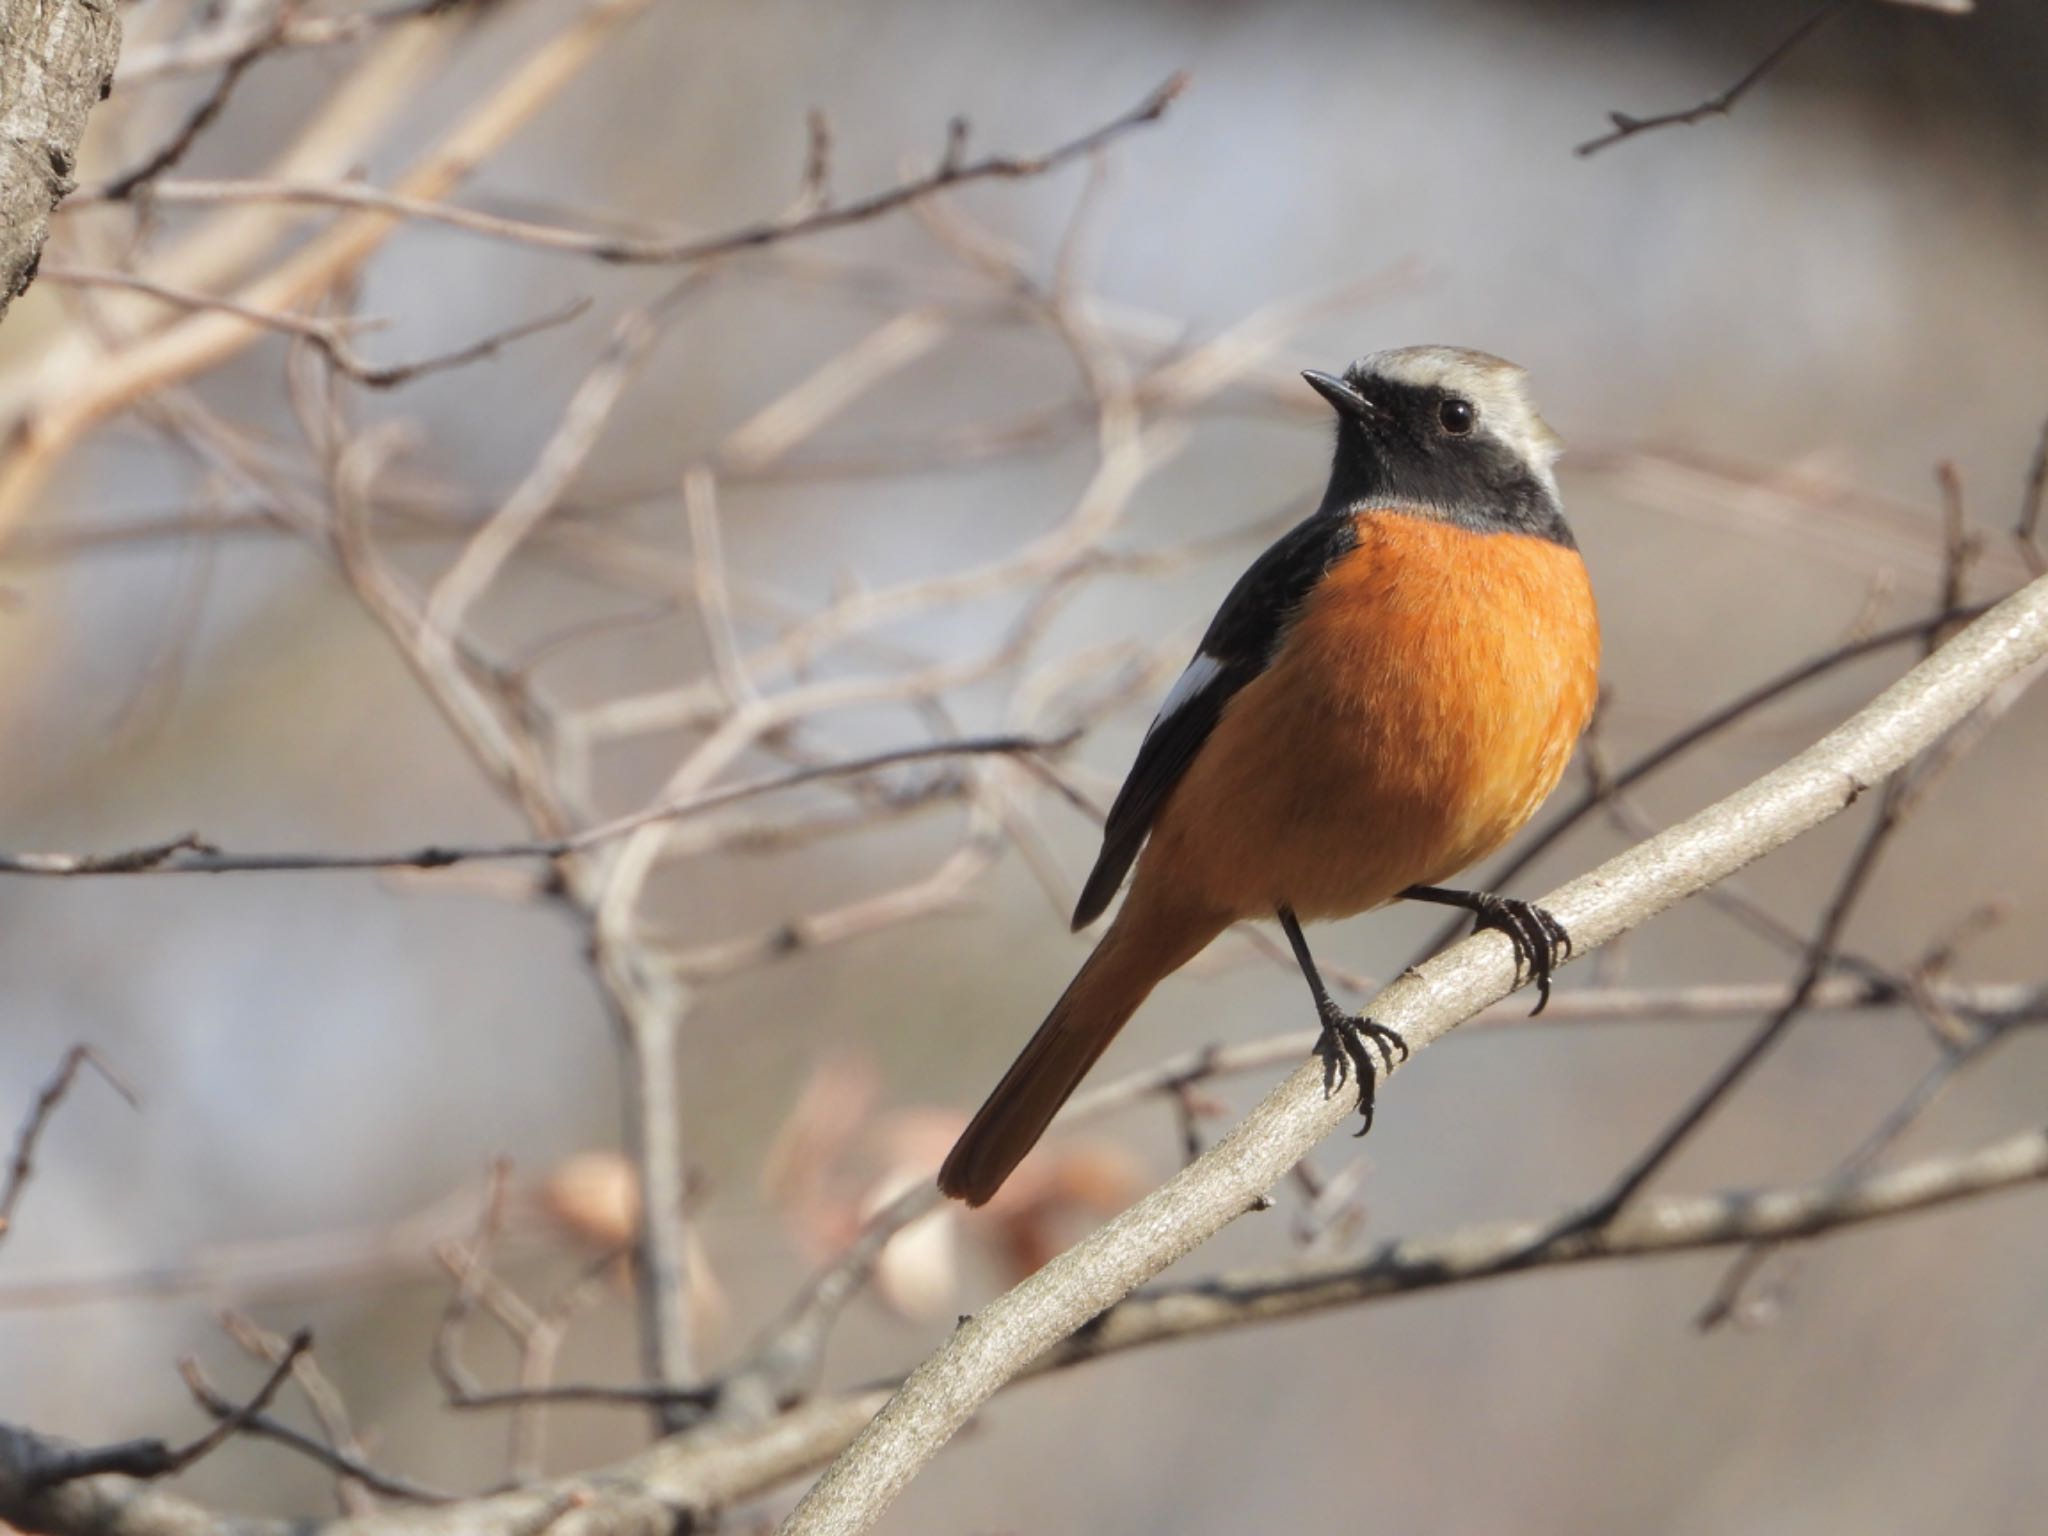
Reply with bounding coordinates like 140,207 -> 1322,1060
1132,511 -> 1600,923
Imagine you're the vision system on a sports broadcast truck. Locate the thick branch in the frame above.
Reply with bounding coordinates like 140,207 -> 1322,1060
0,0 -> 120,320
778,571 -> 2048,1534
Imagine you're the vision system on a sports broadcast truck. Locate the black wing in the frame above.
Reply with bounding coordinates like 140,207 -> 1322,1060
1070,508 -> 1360,929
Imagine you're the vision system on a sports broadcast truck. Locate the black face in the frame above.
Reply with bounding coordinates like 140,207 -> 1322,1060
1308,371 -> 1572,548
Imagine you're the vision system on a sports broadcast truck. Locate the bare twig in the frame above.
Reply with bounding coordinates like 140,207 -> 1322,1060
115,0 -> 459,84
1932,460 -> 1979,653
431,1160 -> 515,1408
1692,1026 -> 1992,1330
2019,412 -> 2048,576
219,1313 -> 383,1514
1576,1 -> 1857,157
1569,775 -> 1909,1230
22,1329 -> 311,1490
0,1045 -> 137,1243
72,74 -> 1187,270
0,0 -> 657,544
38,265 -> 591,389
94,19 -> 280,201
0,732 -> 1067,876
187,1331 -> 455,1506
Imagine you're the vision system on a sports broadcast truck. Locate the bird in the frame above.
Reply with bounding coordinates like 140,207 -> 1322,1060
937,346 -> 1601,1208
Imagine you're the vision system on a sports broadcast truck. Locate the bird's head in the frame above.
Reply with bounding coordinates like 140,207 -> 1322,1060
1303,346 -> 1570,544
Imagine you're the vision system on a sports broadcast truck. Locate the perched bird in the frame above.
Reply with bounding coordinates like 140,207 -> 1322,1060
938,347 -> 1601,1207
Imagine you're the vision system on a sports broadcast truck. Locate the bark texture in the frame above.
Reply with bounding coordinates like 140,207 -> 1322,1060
0,0 -> 119,321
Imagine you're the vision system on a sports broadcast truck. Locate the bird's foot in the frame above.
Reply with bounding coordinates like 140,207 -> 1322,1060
1466,895 -> 1572,1015
1314,1000 -> 1409,1137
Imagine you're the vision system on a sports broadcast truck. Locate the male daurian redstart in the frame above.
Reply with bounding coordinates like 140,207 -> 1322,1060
938,347 -> 1600,1207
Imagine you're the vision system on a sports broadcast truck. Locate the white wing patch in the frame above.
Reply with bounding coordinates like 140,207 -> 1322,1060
1145,652 -> 1223,740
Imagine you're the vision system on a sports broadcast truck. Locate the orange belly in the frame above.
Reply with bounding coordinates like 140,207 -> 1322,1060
1131,511 -> 1600,923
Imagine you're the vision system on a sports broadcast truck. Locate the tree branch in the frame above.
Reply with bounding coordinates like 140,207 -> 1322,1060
19,1330 -> 310,1492
77,74 -> 1188,268
0,0 -> 121,321
1576,1 -> 1856,157
1575,1 -> 1975,157
0,1045 -> 136,1244
0,732 -> 1066,876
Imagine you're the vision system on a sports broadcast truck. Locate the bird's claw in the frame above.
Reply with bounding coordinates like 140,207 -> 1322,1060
1314,1002 -> 1409,1137
1469,896 -> 1572,1015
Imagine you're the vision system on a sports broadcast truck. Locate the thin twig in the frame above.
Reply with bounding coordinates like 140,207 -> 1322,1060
38,265 -> 590,389
116,0 -> 457,84
1569,774 -> 1910,1230
0,732 -> 1068,876
1576,0 -> 1858,157
2018,411 -> 2048,576
94,18 -> 283,200
1692,1027 -> 1992,1330
185,1343 -> 455,1505
431,1160 -> 515,1407
1932,460 -> 1978,654
76,75 -> 1187,269
0,1046 -> 138,1242
23,1329 -> 311,1489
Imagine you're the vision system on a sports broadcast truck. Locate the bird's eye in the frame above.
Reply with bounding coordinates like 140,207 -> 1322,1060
1438,397 -> 1476,435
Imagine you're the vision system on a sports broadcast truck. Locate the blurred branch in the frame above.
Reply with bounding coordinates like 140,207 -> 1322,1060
16,1328 -> 310,1491
38,265 -> 590,389
0,1045 -> 137,1245
0,1181 -> 548,1312
1576,1 -> 1855,156
219,1312 -> 402,1514
1695,1016 -> 1996,1330
779,570 -> 2048,1535
1570,776 -> 1907,1229
91,15 -> 279,201
0,0 -> 655,546
1574,0 -> 1974,159
186,1324 -> 455,1508
116,0 -> 459,85
2019,411 -> 2048,577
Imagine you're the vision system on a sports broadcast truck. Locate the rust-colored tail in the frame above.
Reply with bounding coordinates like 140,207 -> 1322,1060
938,891 -> 1225,1207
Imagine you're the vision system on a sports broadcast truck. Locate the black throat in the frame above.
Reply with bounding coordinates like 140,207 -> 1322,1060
1316,382 -> 1575,549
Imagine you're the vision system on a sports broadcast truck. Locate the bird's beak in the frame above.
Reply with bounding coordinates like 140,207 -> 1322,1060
1302,369 -> 1381,424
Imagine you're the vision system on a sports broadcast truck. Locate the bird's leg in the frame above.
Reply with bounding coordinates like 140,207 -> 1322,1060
1400,884 -> 1572,1015
1278,905 -> 1408,1137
